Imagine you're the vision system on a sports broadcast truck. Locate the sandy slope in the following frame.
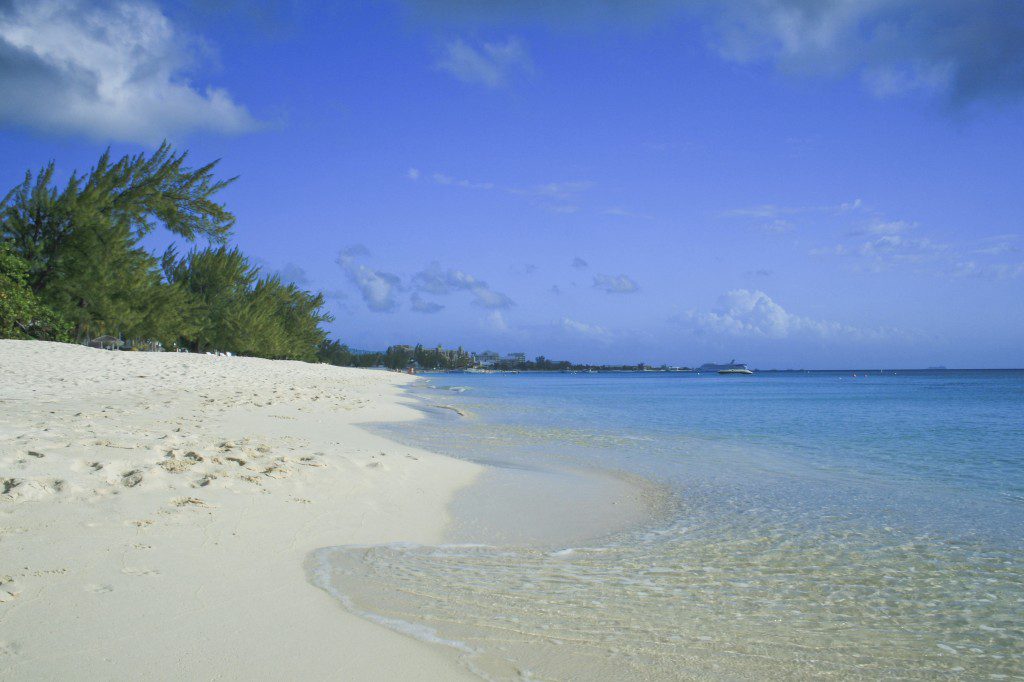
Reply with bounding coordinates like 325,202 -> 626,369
0,340 -> 481,680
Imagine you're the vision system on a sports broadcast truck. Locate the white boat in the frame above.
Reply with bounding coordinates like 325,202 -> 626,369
718,368 -> 753,375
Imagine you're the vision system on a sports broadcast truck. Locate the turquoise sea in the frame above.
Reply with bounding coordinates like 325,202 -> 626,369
314,370 -> 1024,679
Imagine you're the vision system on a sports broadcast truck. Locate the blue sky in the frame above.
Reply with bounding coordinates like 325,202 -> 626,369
2,1 -> 1023,367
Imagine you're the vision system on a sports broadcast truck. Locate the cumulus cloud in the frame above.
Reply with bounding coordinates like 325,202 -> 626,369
436,36 -> 531,88
685,289 -> 888,340
0,0 -> 258,142
336,251 -> 402,312
593,273 -> 639,294
412,262 -> 515,308
410,292 -> 445,313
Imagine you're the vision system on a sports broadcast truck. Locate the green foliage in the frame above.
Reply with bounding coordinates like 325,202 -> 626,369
2,142 -> 235,298
317,339 -> 354,366
165,246 -> 331,359
0,242 -> 71,341
1,146 -> 334,361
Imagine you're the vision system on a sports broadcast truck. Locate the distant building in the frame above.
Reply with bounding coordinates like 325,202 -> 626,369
473,351 -> 500,367
504,352 -> 527,364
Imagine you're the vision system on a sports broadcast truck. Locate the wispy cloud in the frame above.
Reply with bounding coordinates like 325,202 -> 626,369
560,317 -> 610,339
858,235 -> 947,263
0,0 -> 258,143
722,198 -> 863,219
972,234 -> 1020,256
952,261 -> 1024,280
431,172 -> 495,190
603,207 -> 654,220
486,310 -> 510,332
412,262 -> 514,309
812,228 -> 1024,280
436,37 -> 531,88
593,273 -> 639,294
571,256 -> 589,269
417,168 -> 593,214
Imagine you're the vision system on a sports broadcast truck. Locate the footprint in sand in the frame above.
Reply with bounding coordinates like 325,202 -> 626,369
85,584 -> 114,593
121,567 -> 160,577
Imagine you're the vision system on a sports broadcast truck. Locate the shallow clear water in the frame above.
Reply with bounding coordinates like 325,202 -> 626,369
313,371 -> 1024,680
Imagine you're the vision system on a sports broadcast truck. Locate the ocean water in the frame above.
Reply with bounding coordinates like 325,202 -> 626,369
312,371 -> 1024,680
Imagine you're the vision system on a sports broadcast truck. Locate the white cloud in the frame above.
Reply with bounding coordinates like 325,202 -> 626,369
593,273 -> 639,294
762,219 -> 794,234
431,173 -> 494,190
560,317 -> 610,339
723,198 -> 864,219
487,310 -> 509,332
703,1 -> 1024,104
406,168 -> 421,181
862,219 -> 916,235
809,244 -> 847,257
336,251 -> 402,312
603,207 -> 654,220
410,292 -> 444,313
436,37 -> 531,88
953,261 -> 1024,280
858,235 -> 947,262
0,0 -> 257,142
412,262 -> 514,308
972,235 -> 1020,256
685,289 -> 888,340
409,1 -> 1024,105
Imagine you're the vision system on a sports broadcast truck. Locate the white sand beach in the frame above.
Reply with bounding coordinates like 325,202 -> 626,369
0,340 -> 482,680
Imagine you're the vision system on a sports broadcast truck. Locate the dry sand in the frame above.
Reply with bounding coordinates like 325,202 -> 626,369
0,340 -> 481,680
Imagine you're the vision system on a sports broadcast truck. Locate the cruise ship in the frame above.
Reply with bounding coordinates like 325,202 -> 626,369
697,359 -> 751,373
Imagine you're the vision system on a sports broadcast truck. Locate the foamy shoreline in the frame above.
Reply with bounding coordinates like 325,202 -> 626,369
0,340 -> 481,680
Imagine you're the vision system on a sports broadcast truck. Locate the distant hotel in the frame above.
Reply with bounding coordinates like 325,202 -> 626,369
472,351 -> 527,368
